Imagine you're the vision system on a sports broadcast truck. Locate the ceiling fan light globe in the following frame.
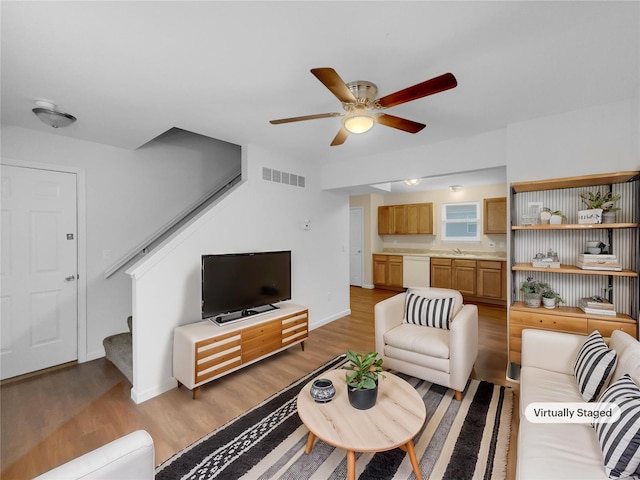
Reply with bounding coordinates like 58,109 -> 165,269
343,114 -> 374,134
32,107 -> 77,128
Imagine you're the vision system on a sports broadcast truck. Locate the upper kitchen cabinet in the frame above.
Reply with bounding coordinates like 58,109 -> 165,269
407,203 -> 433,234
483,197 -> 507,234
378,203 -> 433,235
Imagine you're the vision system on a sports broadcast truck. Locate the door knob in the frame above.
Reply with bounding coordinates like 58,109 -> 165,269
65,275 -> 76,282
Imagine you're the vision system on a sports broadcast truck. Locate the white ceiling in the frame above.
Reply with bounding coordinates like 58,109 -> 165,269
1,1 -> 638,189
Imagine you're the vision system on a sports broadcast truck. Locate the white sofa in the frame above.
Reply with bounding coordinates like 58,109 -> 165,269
517,329 -> 640,480
33,430 -> 154,480
374,287 -> 478,401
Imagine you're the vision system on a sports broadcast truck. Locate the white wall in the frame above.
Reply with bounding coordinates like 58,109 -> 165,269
127,143 -> 350,403
0,125 -> 240,360
323,98 -> 639,193
322,129 -> 507,191
506,99 -> 639,183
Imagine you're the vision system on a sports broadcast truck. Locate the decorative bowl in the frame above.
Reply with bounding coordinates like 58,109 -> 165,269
310,378 -> 336,403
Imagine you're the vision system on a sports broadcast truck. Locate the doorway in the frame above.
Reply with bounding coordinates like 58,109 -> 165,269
1,164 -> 81,379
349,207 -> 364,287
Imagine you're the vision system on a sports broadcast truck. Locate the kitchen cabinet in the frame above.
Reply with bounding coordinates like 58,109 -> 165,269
477,260 -> 507,300
430,258 -> 452,289
483,197 -> 507,234
378,205 -> 406,234
431,258 -> 476,294
508,171 -> 639,380
431,257 -> 507,305
378,206 -> 393,235
373,254 -> 404,290
406,203 -> 433,234
452,259 -> 477,296
378,203 -> 433,235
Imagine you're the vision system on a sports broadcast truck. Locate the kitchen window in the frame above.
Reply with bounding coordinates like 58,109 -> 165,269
441,202 -> 480,242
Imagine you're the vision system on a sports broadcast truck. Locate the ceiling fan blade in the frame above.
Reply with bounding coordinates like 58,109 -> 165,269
311,68 -> 357,104
330,127 -> 349,146
376,113 -> 426,133
377,73 -> 457,109
270,112 -> 341,124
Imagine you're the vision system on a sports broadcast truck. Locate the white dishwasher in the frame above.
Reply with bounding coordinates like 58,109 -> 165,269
402,256 -> 431,288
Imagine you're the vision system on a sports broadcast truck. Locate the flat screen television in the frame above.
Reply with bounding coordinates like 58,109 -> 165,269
201,250 -> 291,324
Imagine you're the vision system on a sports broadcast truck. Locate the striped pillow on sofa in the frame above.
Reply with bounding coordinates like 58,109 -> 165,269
403,292 -> 455,330
593,373 -> 640,479
574,330 -> 618,402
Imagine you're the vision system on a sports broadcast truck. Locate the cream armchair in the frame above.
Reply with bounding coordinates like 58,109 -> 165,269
33,430 -> 154,480
374,287 -> 478,401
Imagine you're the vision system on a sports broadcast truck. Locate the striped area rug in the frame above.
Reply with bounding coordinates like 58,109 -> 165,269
156,355 -> 513,480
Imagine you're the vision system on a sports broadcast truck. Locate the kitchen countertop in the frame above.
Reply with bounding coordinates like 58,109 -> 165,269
376,249 -> 507,261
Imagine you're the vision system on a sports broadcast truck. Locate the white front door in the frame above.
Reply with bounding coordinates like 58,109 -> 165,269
1,165 -> 78,379
349,207 -> 363,287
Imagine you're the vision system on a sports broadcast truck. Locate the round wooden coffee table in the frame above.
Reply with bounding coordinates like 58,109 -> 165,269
297,369 -> 426,480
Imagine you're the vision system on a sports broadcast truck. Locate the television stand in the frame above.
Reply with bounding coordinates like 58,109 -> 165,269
173,304 -> 308,399
212,304 -> 278,325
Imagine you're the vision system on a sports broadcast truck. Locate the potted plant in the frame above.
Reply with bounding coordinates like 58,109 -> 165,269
549,210 -> 567,225
579,191 -> 621,224
541,286 -> 565,309
520,277 -> 548,308
343,350 -> 385,410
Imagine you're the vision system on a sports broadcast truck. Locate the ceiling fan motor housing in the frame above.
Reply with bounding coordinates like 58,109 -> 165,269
345,80 -> 378,106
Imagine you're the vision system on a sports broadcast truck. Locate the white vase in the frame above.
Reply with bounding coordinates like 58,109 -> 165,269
542,297 -> 556,309
550,215 -> 563,225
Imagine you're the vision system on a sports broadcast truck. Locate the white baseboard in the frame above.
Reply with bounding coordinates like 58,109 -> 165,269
361,283 -> 375,289
310,308 -> 351,331
131,378 -> 178,404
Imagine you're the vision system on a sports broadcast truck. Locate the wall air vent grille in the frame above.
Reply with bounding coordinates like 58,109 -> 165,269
262,167 -> 306,188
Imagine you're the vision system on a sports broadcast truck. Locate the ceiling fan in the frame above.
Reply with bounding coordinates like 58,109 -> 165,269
269,68 -> 457,146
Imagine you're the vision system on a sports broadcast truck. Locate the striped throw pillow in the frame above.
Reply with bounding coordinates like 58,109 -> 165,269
593,374 -> 640,479
404,293 -> 455,330
574,330 -> 618,402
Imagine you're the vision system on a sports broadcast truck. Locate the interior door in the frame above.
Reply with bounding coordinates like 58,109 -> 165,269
349,207 -> 363,287
1,165 -> 78,379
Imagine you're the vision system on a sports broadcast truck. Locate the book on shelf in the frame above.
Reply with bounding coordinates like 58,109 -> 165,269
579,306 -> 617,316
576,262 -> 622,272
579,297 -> 614,310
577,253 -> 618,262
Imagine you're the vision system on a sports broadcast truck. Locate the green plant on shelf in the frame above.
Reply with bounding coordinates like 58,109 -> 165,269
579,191 -> 621,212
541,286 -> 565,305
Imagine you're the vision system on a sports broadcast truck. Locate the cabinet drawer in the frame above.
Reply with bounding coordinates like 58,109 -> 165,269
453,259 -> 476,268
588,319 -> 638,338
242,319 -> 281,341
431,258 -> 452,266
242,328 -> 282,363
478,260 -> 502,270
196,356 -> 242,384
282,312 -> 308,346
282,325 -> 308,347
195,332 -> 241,362
510,311 -> 588,334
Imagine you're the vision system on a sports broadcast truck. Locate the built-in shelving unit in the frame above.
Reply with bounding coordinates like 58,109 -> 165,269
507,171 -> 639,381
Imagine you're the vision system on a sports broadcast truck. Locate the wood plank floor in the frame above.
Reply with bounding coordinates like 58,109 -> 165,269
1,287 -> 519,479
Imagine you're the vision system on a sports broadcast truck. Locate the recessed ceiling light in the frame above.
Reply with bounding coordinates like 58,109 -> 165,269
404,179 -> 421,186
